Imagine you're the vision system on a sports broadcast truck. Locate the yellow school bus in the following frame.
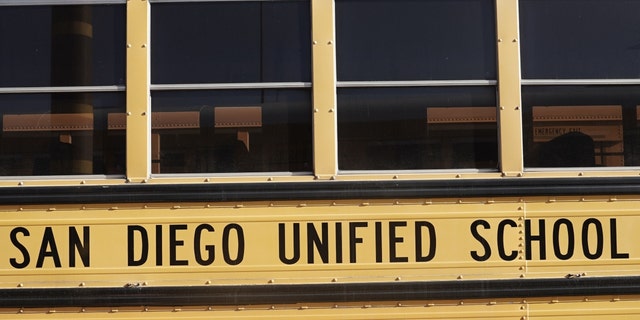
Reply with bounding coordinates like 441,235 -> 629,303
1,0 -> 640,318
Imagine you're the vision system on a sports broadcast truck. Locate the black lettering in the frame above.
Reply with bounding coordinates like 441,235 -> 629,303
610,218 -> 629,259
415,221 -> 436,262
222,223 -> 244,265
349,222 -> 367,263
525,219 -> 546,260
194,224 -> 215,266
36,227 -> 61,268
279,223 -> 300,264
470,220 -> 491,261
127,225 -> 148,266
335,222 -> 343,263
68,226 -> 90,267
498,220 -> 518,261
552,219 -> 574,260
169,224 -> 188,266
307,223 -> 329,264
155,224 -> 163,266
375,222 -> 383,263
389,221 -> 408,263
582,218 -> 603,260
10,227 -> 30,269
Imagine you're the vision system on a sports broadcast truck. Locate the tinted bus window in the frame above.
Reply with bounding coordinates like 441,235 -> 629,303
520,0 -> 640,79
338,87 -> 497,170
523,86 -> 640,167
336,0 -> 496,81
151,89 -> 312,174
151,1 -> 311,84
0,92 -> 126,176
0,5 -> 126,87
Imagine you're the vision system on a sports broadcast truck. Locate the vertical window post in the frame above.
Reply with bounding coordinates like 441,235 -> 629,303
312,0 -> 338,179
126,0 -> 151,181
496,0 -> 523,176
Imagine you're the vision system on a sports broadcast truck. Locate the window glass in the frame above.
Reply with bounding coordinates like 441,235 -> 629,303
151,89 -> 312,173
336,0 -> 496,81
520,0 -> 640,79
522,86 -> 640,167
0,5 -> 126,87
338,87 -> 497,170
151,1 -> 311,84
0,92 -> 126,176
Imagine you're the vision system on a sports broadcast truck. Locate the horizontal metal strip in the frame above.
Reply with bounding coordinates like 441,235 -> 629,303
0,86 -> 125,93
2,177 -> 640,205
337,80 -> 497,88
150,82 -> 311,90
1,276 -> 639,308
522,79 -> 640,85
0,0 -> 125,5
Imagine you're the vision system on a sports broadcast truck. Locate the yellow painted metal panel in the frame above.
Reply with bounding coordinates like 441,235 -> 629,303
528,299 -> 640,319
523,200 -> 639,278
311,0 -> 338,179
495,0 -> 524,176
0,303 -> 525,319
0,202 -> 521,287
0,197 -> 639,287
126,0 -> 151,182
3,299 -> 640,319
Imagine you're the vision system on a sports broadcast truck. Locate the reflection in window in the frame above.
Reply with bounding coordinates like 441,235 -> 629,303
336,0 -> 496,81
0,5 -> 126,87
0,93 -> 126,176
151,1 -> 311,84
338,87 -> 497,170
520,0 -> 640,79
523,86 -> 640,167
151,90 -> 312,174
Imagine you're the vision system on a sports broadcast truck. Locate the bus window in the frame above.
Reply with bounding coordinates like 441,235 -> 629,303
0,5 -> 125,87
336,0 -> 496,81
149,1 -> 311,174
0,4 -> 125,176
520,0 -> 640,79
335,0 -> 497,171
151,90 -> 311,174
151,1 -> 310,84
522,86 -> 640,168
338,87 -> 497,170
0,93 -> 126,176
520,0 -> 640,168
